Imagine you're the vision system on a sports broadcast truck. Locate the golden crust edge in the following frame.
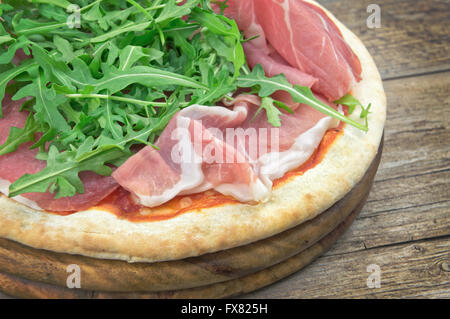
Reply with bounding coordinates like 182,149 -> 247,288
0,1 -> 386,263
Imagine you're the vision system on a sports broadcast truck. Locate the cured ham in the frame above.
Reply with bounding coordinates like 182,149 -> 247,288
0,96 -> 119,211
216,0 -> 269,53
113,102 -> 269,207
113,99 -> 338,207
243,42 -> 318,89
220,0 -> 362,101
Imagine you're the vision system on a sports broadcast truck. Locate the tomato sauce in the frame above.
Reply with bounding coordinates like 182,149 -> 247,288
50,123 -> 344,222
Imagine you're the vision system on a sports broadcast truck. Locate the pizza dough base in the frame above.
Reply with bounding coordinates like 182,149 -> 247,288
0,1 -> 386,263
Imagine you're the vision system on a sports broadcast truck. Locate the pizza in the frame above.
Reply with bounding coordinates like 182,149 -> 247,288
0,0 -> 385,263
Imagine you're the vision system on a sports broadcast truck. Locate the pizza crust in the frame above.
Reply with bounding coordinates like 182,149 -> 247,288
0,1 -> 386,263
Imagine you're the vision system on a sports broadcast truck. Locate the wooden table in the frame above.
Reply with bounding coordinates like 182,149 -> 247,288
0,0 -> 448,299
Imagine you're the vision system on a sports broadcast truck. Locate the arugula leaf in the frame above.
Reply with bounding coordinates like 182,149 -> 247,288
0,35 -> 14,46
93,65 -> 208,93
0,4 -> 13,16
118,45 -> 163,71
0,61 -> 37,117
238,65 -> 369,131
12,16 -> 78,38
253,97 -> 283,127
0,36 -> 31,65
30,0 -> 72,9
334,93 -> 360,114
90,22 -> 152,43
190,7 -> 245,76
156,0 -> 200,24
101,92 -> 125,140
0,113 -> 39,156
9,142 -> 126,198
13,69 -> 70,134
53,35 -> 76,63
335,93 -> 372,127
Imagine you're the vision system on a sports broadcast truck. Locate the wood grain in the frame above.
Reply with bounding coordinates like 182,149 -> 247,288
319,0 -> 450,80
0,202 -> 363,299
244,236 -> 450,299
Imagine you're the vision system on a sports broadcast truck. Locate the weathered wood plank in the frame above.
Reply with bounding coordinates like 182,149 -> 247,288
321,71 -> 450,255
375,72 -> 449,183
363,170 -> 449,217
319,0 -> 450,79
245,237 -> 450,298
326,200 -> 450,256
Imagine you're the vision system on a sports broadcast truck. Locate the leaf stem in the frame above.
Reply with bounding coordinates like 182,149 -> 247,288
65,93 -> 188,108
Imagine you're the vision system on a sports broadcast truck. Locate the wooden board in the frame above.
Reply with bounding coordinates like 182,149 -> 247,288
0,141 -> 383,298
0,200 -> 363,299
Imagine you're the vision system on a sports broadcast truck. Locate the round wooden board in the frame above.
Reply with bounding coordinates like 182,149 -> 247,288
0,141 -> 383,298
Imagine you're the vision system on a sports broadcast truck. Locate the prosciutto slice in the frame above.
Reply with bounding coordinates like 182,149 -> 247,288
0,96 -> 119,211
220,0 -> 362,101
243,42 -> 318,89
217,0 -> 269,53
112,99 -> 338,207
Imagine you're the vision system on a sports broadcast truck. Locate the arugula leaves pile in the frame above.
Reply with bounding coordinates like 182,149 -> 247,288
0,0 -> 370,199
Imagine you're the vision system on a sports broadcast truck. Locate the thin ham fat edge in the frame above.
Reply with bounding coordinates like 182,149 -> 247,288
0,0 -> 362,212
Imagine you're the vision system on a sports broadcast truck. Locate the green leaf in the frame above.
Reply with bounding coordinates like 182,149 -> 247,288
0,61 -> 37,117
37,3 -> 69,22
8,142 -> 126,198
0,4 -> 13,16
13,69 -> 70,134
156,0 -> 200,24
53,35 -> 76,62
0,113 -> 39,156
30,0 -> 71,9
0,35 -> 14,45
102,93 -> 124,140
90,22 -> 152,43
0,36 -> 31,65
237,65 -> 368,131
335,93 -> 372,127
191,64 -> 236,105
93,65 -> 208,93
30,43 -> 81,90
119,45 -> 153,71
190,7 -> 245,76
334,93 -> 361,114
13,16 -> 67,37
253,97 -> 283,127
